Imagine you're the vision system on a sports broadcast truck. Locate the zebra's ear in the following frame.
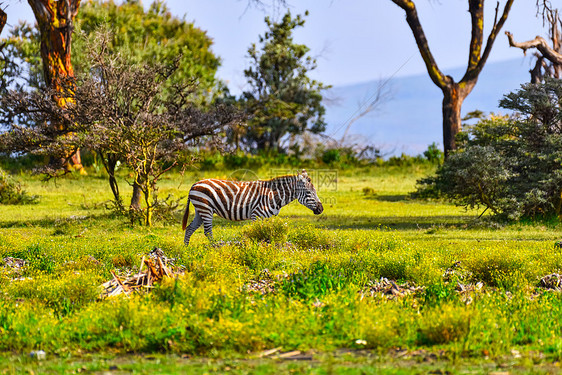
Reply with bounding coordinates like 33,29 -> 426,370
299,169 -> 311,183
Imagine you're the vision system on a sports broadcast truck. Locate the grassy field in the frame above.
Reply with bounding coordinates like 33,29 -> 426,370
1,165 -> 562,374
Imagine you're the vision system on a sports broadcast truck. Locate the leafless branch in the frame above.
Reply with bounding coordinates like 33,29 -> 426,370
340,82 -> 392,143
505,31 -> 562,65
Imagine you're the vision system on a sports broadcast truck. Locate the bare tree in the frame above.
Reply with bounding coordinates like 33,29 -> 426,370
505,0 -> 562,83
340,81 -> 392,144
0,29 -> 242,226
391,0 -> 514,156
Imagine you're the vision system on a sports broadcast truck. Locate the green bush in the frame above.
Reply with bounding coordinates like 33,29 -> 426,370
241,216 -> 289,243
11,244 -> 56,274
321,149 -> 341,165
423,142 -> 444,165
223,153 -> 251,169
5,270 -> 101,317
0,168 -> 38,205
417,304 -> 471,345
279,261 -> 347,300
417,79 -> 562,220
416,145 -> 512,209
287,224 -> 337,249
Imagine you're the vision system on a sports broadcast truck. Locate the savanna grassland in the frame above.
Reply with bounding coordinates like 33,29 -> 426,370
1,164 -> 562,374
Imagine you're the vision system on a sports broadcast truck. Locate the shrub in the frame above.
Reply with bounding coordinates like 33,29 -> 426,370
321,149 -> 341,165
223,153 -> 251,169
287,224 -> 337,249
416,79 -> 562,220
10,244 -> 56,274
417,304 -> 471,345
416,145 -> 512,212
279,261 -> 347,299
0,168 -> 38,205
423,142 -> 444,165
6,271 -> 101,317
241,216 -> 289,243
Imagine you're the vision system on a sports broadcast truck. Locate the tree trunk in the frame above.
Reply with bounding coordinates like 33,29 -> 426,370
144,180 -> 152,227
98,151 -> 122,207
441,82 -> 474,156
27,0 -> 85,173
130,180 -> 143,211
28,0 -> 79,91
442,84 -> 463,156
0,9 -> 6,35
129,177 -> 144,225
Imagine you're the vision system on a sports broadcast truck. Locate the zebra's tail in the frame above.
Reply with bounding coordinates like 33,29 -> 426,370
182,198 -> 191,231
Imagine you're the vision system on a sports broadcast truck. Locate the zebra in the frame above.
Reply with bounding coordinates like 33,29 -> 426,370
181,169 -> 324,245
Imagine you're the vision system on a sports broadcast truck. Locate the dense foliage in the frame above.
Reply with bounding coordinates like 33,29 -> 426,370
2,0 -> 223,100
238,11 -> 329,152
417,78 -> 562,220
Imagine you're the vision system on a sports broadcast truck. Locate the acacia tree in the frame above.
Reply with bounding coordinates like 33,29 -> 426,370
240,11 -> 328,152
506,0 -> 562,83
391,0 -> 514,156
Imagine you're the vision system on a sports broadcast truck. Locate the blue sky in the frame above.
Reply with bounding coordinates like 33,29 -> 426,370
0,0 -> 547,94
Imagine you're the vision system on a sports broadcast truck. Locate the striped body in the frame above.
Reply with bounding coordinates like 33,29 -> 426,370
182,170 -> 323,245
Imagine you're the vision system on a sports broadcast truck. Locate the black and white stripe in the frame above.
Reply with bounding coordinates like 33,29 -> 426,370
182,169 -> 323,245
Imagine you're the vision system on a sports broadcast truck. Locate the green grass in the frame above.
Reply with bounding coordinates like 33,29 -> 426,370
1,165 -> 562,372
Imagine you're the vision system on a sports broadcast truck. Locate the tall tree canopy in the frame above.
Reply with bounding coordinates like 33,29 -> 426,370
391,0 -> 514,156
4,0 -> 223,100
240,11 -> 328,152
73,0 -> 222,100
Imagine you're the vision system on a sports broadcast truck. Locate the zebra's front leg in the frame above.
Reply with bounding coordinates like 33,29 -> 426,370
184,211 -> 203,246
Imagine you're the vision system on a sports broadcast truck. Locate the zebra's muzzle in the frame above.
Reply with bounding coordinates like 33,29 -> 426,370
313,202 -> 324,215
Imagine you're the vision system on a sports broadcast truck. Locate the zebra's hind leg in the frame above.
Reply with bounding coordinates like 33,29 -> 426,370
201,213 -> 214,243
184,211 -> 203,246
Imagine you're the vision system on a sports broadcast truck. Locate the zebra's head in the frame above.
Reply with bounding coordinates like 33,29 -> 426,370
296,170 -> 324,215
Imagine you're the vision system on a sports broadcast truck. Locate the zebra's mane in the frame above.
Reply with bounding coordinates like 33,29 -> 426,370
262,174 -> 298,190
263,174 -> 298,182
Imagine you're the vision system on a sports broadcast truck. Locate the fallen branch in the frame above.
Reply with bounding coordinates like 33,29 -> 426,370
100,248 -> 184,298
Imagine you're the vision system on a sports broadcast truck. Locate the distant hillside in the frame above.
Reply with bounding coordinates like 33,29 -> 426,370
323,58 -> 531,156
